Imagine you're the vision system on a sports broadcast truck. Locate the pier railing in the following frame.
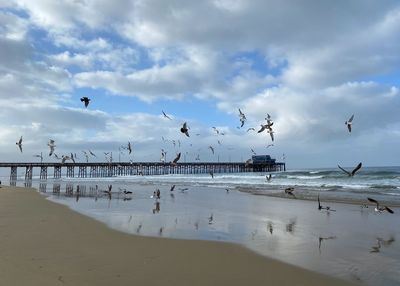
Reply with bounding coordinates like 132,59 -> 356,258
0,161 -> 285,182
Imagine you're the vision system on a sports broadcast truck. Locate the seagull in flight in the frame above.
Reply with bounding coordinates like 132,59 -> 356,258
80,97 -> 91,108
258,122 -> 273,133
88,150 -> 97,157
209,146 -> 215,154
47,139 -> 56,156
337,162 -> 362,177
180,122 -> 190,137
16,136 -> 23,153
171,152 -> 181,165
367,198 -> 394,214
162,110 -> 172,120
345,114 -> 354,133
238,108 -> 246,127
127,141 -> 132,154
247,127 -> 255,132
266,174 -> 272,182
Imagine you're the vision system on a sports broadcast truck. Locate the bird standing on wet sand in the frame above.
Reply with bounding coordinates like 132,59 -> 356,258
80,97 -> 91,108
180,122 -> 190,137
367,198 -> 394,214
345,114 -> 354,133
318,195 -> 335,212
16,136 -> 23,153
208,214 -> 213,224
337,162 -> 362,177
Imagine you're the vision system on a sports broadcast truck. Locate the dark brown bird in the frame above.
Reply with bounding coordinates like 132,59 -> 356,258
80,97 -> 90,108
180,122 -> 190,137
171,152 -> 181,165
338,162 -> 362,177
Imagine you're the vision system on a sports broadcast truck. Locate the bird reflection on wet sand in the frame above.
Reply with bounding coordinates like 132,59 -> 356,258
152,201 -> 161,214
318,236 -> 337,254
285,219 -> 296,234
370,236 -> 395,253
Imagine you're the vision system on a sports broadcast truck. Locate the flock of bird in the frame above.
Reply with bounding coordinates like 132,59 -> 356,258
14,97 -> 395,215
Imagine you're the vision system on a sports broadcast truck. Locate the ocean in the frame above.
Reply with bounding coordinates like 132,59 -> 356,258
2,166 -> 400,285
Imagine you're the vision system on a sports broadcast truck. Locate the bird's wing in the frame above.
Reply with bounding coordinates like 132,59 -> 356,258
239,108 -> 243,115
351,162 -> 362,176
385,206 -> 394,214
270,132 -> 274,141
347,124 -> 352,133
349,114 -> 354,122
19,136 -> 23,144
367,197 -> 379,208
183,122 -> 187,129
18,144 -> 23,153
173,153 -> 181,164
258,125 -> 265,133
49,146 -> 54,156
337,165 -> 351,176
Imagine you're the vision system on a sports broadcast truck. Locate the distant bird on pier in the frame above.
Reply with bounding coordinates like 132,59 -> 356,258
162,110 -> 172,120
127,141 -> 132,154
238,108 -> 246,127
47,139 -> 56,156
80,97 -> 90,108
16,136 -> 23,153
337,162 -> 362,177
345,114 -> 354,133
171,152 -> 181,165
367,198 -> 394,214
209,146 -> 215,154
180,122 -> 190,137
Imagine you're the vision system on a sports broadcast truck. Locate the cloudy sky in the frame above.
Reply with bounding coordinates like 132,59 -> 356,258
1,0 -> 399,168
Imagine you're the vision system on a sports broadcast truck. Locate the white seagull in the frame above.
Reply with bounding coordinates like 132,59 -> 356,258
345,114 -> 354,133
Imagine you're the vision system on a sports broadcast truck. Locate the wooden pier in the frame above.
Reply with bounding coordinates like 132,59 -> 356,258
1,161 -> 285,182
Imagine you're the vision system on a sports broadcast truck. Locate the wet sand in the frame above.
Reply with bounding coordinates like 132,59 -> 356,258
0,185 -> 355,286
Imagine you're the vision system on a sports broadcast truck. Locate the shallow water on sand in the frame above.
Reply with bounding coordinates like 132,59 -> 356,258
21,179 -> 400,286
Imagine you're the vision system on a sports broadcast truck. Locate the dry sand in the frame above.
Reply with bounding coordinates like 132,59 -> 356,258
0,185 -> 356,286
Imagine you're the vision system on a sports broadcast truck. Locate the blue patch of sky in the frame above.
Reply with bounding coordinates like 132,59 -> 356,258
230,50 -> 287,78
364,71 -> 400,86
0,6 -> 30,18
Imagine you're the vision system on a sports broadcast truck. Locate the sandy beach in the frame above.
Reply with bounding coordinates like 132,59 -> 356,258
0,185 -> 356,286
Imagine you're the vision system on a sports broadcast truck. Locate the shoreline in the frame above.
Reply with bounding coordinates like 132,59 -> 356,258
0,185 -> 356,286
